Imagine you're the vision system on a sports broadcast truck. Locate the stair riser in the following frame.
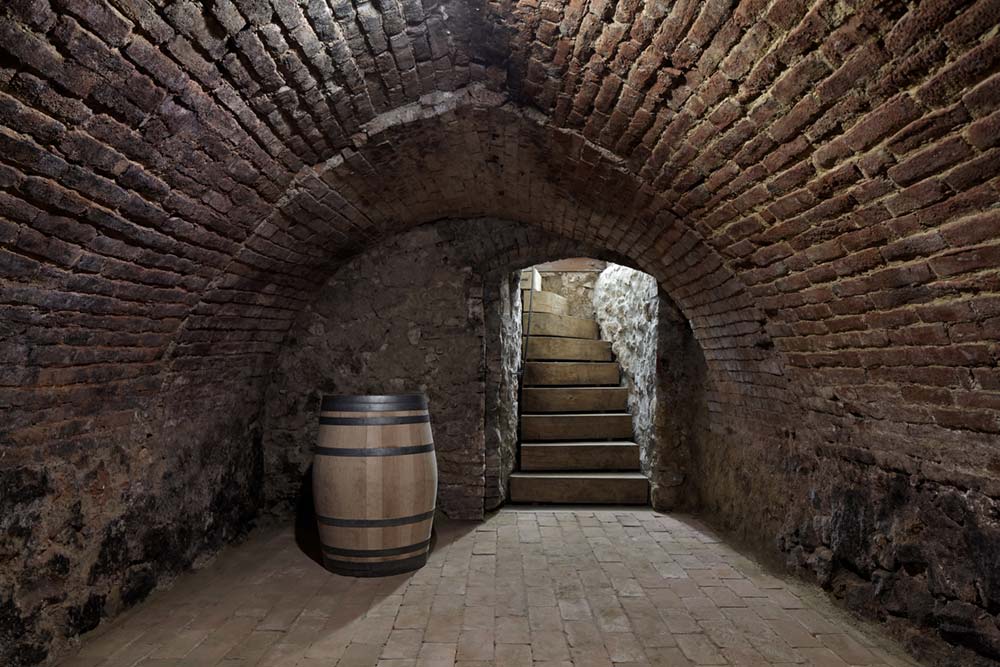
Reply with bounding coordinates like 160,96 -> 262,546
521,290 -> 568,316
523,313 -> 599,339
524,363 -> 619,386
520,268 -> 541,291
524,337 -> 612,361
522,387 -> 628,412
510,477 -> 648,504
521,414 -> 633,441
521,445 -> 640,471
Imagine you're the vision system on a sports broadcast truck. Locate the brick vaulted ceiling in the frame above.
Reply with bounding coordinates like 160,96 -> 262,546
1,1 -> 1000,662
2,1 -> 999,502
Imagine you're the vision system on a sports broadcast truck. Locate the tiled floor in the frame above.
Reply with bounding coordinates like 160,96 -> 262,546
58,509 -> 920,667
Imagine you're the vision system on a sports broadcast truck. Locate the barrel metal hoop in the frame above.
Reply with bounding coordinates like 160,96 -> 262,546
316,509 -> 435,528
314,444 -> 435,457
321,537 -> 432,558
319,415 -> 430,426
321,394 -> 428,412
323,552 -> 428,576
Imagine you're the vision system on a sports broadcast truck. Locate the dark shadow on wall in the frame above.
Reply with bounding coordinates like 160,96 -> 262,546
652,292 -> 709,511
293,465 -> 324,568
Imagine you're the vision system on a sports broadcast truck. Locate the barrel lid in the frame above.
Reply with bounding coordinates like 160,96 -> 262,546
321,393 -> 428,412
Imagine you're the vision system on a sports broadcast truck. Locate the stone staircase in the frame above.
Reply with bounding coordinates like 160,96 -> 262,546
509,272 -> 649,505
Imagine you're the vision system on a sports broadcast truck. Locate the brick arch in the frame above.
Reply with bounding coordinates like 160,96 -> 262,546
255,215 -> 717,524
454,224 -> 712,516
164,100 -> 800,536
171,99 -> 792,425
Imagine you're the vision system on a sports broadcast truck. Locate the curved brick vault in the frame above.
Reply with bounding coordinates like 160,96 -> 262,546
1,0 -> 999,664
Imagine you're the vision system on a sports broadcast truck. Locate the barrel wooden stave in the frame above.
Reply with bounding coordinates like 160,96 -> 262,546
312,394 -> 437,577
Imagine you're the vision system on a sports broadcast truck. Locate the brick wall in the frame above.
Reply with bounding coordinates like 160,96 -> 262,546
1,0 -> 998,663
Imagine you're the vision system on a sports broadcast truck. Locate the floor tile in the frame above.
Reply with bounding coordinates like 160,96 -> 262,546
54,510 -> 922,667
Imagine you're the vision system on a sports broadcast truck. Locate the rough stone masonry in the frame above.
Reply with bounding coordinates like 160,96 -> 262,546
0,0 -> 998,665
262,222 -> 491,521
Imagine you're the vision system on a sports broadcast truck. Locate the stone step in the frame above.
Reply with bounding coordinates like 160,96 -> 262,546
519,268 -> 541,291
509,472 -> 648,504
521,413 -> 633,441
523,362 -> 620,386
521,289 -> 569,316
523,336 -> 612,361
521,442 -> 641,471
522,387 -> 628,412
523,312 -> 599,339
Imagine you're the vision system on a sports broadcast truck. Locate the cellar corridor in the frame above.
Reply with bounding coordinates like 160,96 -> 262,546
2,0 -> 999,665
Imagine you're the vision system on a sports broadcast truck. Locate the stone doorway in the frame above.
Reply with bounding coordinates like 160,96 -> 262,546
511,260 -> 655,505
488,259 -> 708,512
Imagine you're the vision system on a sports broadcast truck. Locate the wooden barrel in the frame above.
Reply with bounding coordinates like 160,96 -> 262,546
312,393 -> 437,577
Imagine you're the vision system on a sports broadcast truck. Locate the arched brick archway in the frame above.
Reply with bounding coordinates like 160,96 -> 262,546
168,98 -> 793,454
256,215 -> 722,523
164,100 -> 798,555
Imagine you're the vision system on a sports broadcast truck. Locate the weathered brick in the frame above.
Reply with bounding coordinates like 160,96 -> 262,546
961,70 -> 1000,117
917,33 -> 1000,107
110,0 -> 175,43
0,20 -> 65,74
943,147 -> 1000,191
887,105 -> 970,155
940,210 -> 1000,248
883,179 -> 949,216
769,94 -> 821,142
943,0 -> 1000,48
886,136 -> 974,186
885,0 -> 965,55
772,53 -> 830,106
843,94 -> 922,152
125,35 -> 188,92
929,244 -> 1000,277
815,43 -> 888,105
54,0 -> 133,47
967,109 -> 1000,149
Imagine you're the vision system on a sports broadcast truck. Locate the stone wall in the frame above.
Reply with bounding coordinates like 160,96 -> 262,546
593,264 -> 659,469
695,414 -> 1000,667
483,272 -> 521,511
0,380 -> 263,666
260,220 -> 622,522
592,265 -> 705,512
539,270 -> 599,319
261,225 -> 488,520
